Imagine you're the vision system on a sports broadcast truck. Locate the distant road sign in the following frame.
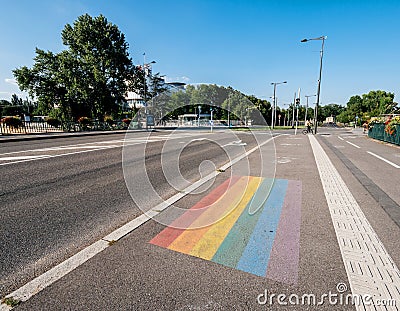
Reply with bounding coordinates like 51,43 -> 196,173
147,115 -> 155,126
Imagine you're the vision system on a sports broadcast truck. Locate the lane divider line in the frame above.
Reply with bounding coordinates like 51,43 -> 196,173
367,151 -> 400,169
0,134 -> 282,310
0,132 -> 206,164
346,141 -> 361,149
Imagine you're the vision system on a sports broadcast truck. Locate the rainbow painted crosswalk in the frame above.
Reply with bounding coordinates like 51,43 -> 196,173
150,176 -> 302,284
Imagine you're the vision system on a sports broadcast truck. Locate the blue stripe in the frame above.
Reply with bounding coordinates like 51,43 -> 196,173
236,179 -> 288,277
211,178 -> 274,268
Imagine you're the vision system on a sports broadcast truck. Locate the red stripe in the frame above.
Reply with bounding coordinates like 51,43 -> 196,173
149,175 -> 240,248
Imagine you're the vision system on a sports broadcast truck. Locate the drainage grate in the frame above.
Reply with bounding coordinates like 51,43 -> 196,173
309,135 -> 400,310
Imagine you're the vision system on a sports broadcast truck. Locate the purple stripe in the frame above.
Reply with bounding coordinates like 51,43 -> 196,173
266,180 -> 301,284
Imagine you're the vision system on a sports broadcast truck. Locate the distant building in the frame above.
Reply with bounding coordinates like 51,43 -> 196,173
125,91 -> 144,110
123,81 -> 186,110
178,113 -> 211,126
325,116 -> 335,123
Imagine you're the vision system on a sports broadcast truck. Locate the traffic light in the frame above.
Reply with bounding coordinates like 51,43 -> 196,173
295,98 -> 300,106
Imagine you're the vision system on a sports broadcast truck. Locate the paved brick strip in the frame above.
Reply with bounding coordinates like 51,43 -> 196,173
309,135 -> 400,310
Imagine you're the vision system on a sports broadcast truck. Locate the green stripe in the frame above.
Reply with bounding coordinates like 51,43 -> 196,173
211,178 -> 274,268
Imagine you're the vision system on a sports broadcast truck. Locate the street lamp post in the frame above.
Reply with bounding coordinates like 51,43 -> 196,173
301,36 -> 327,134
228,93 -> 231,128
210,107 -> 213,132
292,92 -> 296,128
270,81 -> 287,129
198,105 -> 201,127
143,53 -> 156,115
304,94 -> 317,125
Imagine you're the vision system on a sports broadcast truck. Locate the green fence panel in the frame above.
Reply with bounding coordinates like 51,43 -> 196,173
375,124 -> 385,141
396,125 -> 400,145
368,123 -> 400,146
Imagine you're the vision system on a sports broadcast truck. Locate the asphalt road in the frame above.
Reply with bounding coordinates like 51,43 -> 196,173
0,129 -> 265,298
1,127 -> 400,310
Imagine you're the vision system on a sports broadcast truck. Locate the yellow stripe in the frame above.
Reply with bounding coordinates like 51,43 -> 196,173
189,177 -> 262,260
168,176 -> 253,254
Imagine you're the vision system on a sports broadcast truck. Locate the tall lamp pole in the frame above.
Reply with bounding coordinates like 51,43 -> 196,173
301,36 -> 327,134
270,81 -> 287,129
142,53 -> 156,114
304,94 -> 317,125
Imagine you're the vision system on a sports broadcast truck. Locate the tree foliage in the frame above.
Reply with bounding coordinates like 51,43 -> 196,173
0,94 -> 36,117
13,14 -> 141,121
318,103 -> 346,122
337,90 -> 397,123
155,84 -> 271,125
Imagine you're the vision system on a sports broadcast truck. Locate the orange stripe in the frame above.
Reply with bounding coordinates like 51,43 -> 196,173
168,176 -> 253,254
149,176 -> 240,247
189,177 -> 262,260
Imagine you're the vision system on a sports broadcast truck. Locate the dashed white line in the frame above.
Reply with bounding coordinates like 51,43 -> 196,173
0,133 -> 208,166
338,136 -> 344,141
346,141 -> 361,149
367,151 -> 400,169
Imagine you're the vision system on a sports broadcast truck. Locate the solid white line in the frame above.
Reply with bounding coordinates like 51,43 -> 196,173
367,151 -> 400,169
1,134 -> 282,308
0,240 -> 108,310
0,133 -> 205,165
338,136 -> 344,141
0,139 -> 128,156
345,141 -> 361,149
0,145 -> 122,166
0,155 -> 50,161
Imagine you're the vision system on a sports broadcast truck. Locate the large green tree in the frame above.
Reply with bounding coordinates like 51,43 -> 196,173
14,14 -> 140,121
318,103 -> 345,122
337,90 -> 396,123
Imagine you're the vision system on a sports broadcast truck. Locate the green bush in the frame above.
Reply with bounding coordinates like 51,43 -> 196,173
1,116 -> 22,128
78,117 -> 91,125
104,116 -> 114,126
46,117 -> 61,127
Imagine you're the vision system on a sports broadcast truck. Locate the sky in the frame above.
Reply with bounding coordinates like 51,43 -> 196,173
1,0 -> 399,108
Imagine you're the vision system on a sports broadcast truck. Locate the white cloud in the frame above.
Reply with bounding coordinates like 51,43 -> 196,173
5,78 -> 18,86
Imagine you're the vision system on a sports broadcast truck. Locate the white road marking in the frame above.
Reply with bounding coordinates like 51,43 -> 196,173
309,135 -> 400,310
346,141 -> 361,149
0,240 -> 109,311
0,145 -> 122,167
275,156 -> 296,164
0,134 -> 282,309
0,133 -> 207,166
338,136 -> 344,141
0,155 -> 50,161
0,139 -> 131,156
367,151 -> 400,169
222,140 -> 247,147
